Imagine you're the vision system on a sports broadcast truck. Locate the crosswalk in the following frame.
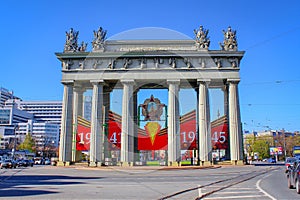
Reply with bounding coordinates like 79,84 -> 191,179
201,186 -> 275,200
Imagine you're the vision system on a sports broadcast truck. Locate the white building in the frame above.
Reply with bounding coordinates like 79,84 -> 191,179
83,96 -> 92,121
17,120 -> 59,148
6,99 -> 62,125
0,104 -> 34,125
0,87 -> 20,108
0,99 -> 61,150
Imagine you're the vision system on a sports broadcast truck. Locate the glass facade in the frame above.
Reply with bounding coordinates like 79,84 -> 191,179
0,109 -> 10,124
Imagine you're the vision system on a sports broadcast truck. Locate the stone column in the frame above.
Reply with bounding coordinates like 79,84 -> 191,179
198,80 -> 212,166
222,85 -> 230,160
103,89 -> 110,160
222,85 -> 229,117
133,90 -> 139,165
58,82 -> 73,166
89,81 -> 104,167
71,85 -> 84,163
121,80 -> 135,166
228,80 -> 243,165
167,80 -> 180,166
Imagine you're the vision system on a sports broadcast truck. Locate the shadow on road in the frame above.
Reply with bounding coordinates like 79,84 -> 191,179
0,175 -> 103,197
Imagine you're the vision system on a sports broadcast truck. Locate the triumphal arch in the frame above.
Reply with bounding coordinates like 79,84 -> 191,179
56,26 -> 244,167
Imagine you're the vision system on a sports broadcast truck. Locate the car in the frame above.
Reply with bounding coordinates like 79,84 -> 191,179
23,159 -> 34,167
285,157 -> 298,172
34,157 -> 43,165
44,158 -> 51,165
16,159 -> 25,167
268,157 -> 276,163
287,161 -> 300,194
0,159 -> 17,169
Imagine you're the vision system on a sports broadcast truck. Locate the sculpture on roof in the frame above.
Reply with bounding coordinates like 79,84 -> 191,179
78,41 -> 87,52
219,26 -> 238,51
92,27 -> 107,51
194,25 -> 210,50
64,28 -> 79,52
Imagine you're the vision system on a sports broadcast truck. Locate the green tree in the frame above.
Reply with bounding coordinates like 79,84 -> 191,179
252,139 -> 270,159
245,135 -> 272,160
18,134 -> 35,153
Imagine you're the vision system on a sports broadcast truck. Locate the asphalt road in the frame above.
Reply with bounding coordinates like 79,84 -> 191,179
0,164 -> 299,200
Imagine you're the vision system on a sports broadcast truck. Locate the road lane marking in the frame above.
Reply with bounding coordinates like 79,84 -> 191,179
256,174 -> 277,200
204,195 -> 265,199
216,191 -> 259,194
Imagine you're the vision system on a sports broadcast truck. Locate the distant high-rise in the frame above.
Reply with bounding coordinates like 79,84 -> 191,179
6,99 -> 62,125
83,96 -> 92,121
0,87 -> 20,108
1,97 -> 62,150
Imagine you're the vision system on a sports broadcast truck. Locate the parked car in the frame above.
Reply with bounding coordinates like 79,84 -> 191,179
0,159 -> 17,169
34,157 -> 43,165
269,157 -> 276,163
44,158 -> 51,165
286,161 -> 300,194
23,159 -> 34,167
16,159 -> 25,167
285,157 -> 298,173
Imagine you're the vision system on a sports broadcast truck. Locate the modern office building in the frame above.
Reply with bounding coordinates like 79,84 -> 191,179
0,103 -> 34,149
6,99 -> 62,125
83,96 -> 92,121
0,121 -> 59,150
0,87 -> 20,108
0,98 -> 62,150
17,120 -> 59,148
0,104 -> 34,125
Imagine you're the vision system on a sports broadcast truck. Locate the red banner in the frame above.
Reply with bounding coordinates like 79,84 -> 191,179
76,123 -> 91,151
180,120 -> 197,150
76,111 -> 228,152
180,110 -> 197,150
107,120 -> 121,150
211,116 -> 229,150
138,125 -> 168,150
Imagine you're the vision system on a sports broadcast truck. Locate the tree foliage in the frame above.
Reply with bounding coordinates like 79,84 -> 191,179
252,139 -> 269,159
245,133 -> 300,160
18,134 -> 35,153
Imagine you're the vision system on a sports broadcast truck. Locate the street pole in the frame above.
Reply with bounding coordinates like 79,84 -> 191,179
12,125 -> 18,159
283,129 -> 287,160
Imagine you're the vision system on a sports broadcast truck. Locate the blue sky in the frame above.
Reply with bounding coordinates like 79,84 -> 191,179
1,1 -> 300,132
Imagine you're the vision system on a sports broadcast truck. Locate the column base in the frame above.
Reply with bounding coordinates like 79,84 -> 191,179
231,160 -> 244,165
89,161 -> 97,167
57,161 -> 71,166
168,161 -> 181,167
89,161 -> 103,167
119,162 -> 133,167
200,161 -> 212,166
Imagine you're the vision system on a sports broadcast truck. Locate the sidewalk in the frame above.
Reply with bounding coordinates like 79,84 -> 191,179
53,164 -> 219,171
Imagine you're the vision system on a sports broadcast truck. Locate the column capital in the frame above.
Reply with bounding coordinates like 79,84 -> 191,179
121,79 -> 135,85
167,79 -> 180,85
197,79 -> 210,85
227,79 -> 240,84
90,80 -> 104,85
61,80 -> 74,85
197,79 -> 211,86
